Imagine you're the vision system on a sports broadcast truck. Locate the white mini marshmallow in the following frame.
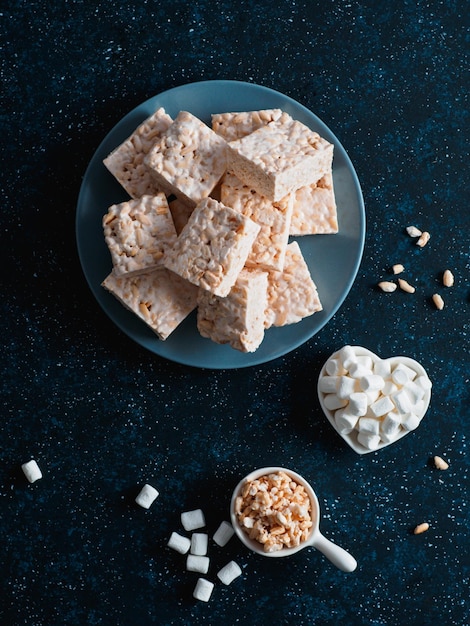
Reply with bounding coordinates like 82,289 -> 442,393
323,393 -> 348,411
380,411 -> 402,436
318,376 -> 340,394
217,561 -> 242,585
363,407 -> 377,419
391,363 -> 417,386
380,429 -> 401,444
347,392 -> 369,417
213,521 -> 235,547
348,363 -> 373,379
356,355 -> 374,370
370,395 -> 395,417
401,412 -> 421,431
392,389 -> 414,415
373,359 -> 392,378
325,358 -> 346,376
167,532 -> 191,554
334,408 -> 359,434
338,345 -> 358,371
364,389 -> 380,405
191,533 -> 208,556
360,374 -> 385,392
379,412 -> 402,443
357,416 -> 380,436
403,380 -> 425,405
186,554 -> 210,574
357,431 -> 381,450
193,578 -> 214,602
415,374 -> 432,391
21,460 -> 42,483
382,380 -> 399,396
413,400 -> 426,416
337,376 -> 358,399
135,484 -> 159,509
181,509 -> 206,531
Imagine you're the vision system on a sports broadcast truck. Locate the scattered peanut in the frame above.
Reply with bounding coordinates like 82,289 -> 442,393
416,231 -> 430,247
378,281 -> 397,292
434,455 -> 449,470
398,278 -> 416,293
442,269 -> 454,287
432,293 -> 444,310
413,522 -> 430,535
378,228 -> 456,310
406,225 -> 422,238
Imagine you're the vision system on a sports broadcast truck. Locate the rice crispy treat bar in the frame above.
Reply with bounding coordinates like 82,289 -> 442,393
102,194 -> 177,277
197,269 -> 268,353
265,241 -> 322,328
103,107 -> 173,198
220,172 -> 293,272
211,109 -> 283,142
290,171 -> 338,236
163,197 -> 261,297
145,111 -> 228,207
227,112 -> 334,202
102,268 -> 198,340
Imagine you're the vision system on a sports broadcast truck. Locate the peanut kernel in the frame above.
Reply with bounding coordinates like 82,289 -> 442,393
413,522 -> 430,535
398,278 -> 416,293
378,281 -> 397,292
442,270 -> 454,287
432,293 -> 444,310
433,455 -> 449,470
416,231 -> 430,247
406,225 -> 422,237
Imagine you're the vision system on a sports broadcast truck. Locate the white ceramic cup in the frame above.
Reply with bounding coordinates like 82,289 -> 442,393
230,466 -> 357,572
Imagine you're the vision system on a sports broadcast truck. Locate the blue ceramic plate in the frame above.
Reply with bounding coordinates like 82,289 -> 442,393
76,80 -> 365,369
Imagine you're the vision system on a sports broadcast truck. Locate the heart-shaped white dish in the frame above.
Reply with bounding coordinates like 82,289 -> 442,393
317,346 -> 432,454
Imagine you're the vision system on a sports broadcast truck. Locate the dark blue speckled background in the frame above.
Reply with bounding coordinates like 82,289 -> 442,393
1,1 -> 469,625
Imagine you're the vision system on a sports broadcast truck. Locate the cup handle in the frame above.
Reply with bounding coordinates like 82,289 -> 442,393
311,532 -> 357,572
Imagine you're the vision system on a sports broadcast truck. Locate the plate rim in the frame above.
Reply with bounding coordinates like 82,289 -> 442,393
76,79 -> 366,369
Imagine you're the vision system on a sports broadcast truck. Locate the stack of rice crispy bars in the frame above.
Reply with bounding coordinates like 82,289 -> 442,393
100,105 -> 338,352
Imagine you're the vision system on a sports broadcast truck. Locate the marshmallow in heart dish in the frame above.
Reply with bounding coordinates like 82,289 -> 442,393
317,346 -> 432,454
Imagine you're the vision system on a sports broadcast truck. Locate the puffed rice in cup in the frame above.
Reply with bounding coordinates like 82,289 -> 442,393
234,470 -> 313,553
